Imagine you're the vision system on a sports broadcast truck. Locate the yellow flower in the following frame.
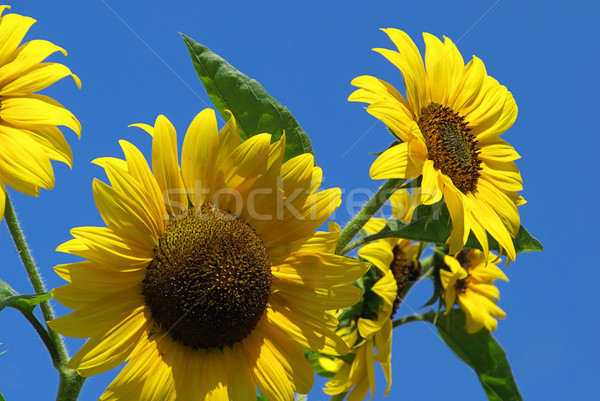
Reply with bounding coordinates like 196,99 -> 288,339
48,109 -> 367,401
0,5 -> 81,219
322,190 -> 419,400
440,249 -> 508,333
349,29 -> 525,261
322,273 -> 396,401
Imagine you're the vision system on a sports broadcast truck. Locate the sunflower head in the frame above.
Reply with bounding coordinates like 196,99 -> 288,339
350,28 -> 525,262
0,6 -> 81,218
49,109 -> 368,401
440,249 -> 508,333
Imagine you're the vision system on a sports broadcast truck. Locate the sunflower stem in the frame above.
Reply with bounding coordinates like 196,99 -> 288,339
335,179 -> 405,255
4,195 -> 85,400
392,311 -> 436,328
57,368 -> 85,401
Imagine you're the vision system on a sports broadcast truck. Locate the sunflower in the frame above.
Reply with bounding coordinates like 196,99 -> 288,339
440,249 -> 508,333
349,28 -> 525,261
321,272 -> 396,401
48,109 -> 368,401
0,5 -> 81,219
321,190 -> 419,400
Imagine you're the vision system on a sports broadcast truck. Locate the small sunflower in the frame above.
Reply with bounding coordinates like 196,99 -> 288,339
358,189 -> 421,314
349,28 -> 525,261
321,190 -> 419,400
0,5 -> 81,218
440,249 -> 508,333
321,272 -> 396,401
49,109 -> 367,401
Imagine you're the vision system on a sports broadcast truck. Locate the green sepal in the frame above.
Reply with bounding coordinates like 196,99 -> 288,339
0,280 -> 51,315
182,34 -> 313,162
358,203 -> 543,256
435,309 -> 523,401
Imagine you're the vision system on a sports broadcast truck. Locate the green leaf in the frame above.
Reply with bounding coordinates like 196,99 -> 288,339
0,280 -> 52,315
0,391 -> 5,401
182,34 -> 313,162
358,203 -> 543,256
435,309 -> 522,401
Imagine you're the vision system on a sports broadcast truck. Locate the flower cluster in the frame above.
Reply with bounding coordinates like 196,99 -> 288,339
0,6 -> 537,401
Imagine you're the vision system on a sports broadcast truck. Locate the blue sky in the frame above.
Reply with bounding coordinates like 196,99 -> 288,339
0,1 -> 597,400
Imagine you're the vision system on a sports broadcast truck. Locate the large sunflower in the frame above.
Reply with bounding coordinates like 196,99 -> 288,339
0,5 -> 81,219
48,109 -> 367,401
349,28 -> 525,261
321,190 -> 419,400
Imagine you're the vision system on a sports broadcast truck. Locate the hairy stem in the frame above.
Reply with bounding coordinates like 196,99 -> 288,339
4,195 -> 85,400
335,178 -> 404,255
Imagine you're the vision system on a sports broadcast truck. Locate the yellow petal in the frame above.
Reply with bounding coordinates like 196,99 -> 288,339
442,184 -> 470,254
0,124 -> 54,190
256,321 -> 314,394
348,75 -> 409,110
99,337 -> 177,401
272,253 -> 367,288
227,342 -> 256,401
370,142 -> 419,180
266,305 -> 349,355
357,241 -> 393,274
0,183 -> 5,220
0,13 -> 35,66
1,94 -> 80,135
181,109 -> 219,207
92,179 -> 158,249
0,39 -> 66,87
243,330 -> 294,401
423,32 -> 453,105
1,62 -> 80,96
151,115 -> 186,216
271,284 -> 362,313
201,348 -> 230,401
419,159 -> 443,205
119,140 -> 167,226
377,28 -> 428,114
450,56 -> 486,114
212,133 -> 271,212
47,292 -> 144,338
67,306 -> 149,376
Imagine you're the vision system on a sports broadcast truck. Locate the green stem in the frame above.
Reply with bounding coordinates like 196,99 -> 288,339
22,311 -> 62,366
4,195 -> 85,400
4,196 -> 55,322
335,178 -> 404,255
392,311 -> 436,328
57,369 -> 85,401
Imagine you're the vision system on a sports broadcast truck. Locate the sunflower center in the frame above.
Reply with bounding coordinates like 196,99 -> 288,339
389,245 -> 420,317
418,103 -> 482,194
454,250 -> 471,294
142,205 -> 272,349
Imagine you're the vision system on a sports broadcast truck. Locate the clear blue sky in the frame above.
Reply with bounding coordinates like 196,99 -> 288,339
0,1 -> 597,400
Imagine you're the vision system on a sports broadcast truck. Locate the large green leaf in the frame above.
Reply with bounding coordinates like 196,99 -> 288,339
352,204 -> 543,256
182,34 -> 313,162
435,310 -> 522,401
0,280 -> 51,315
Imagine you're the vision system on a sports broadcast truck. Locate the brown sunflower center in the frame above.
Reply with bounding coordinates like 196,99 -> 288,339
389,245 -> 420,317
418,103 -> 482,194
142,205 -> 272,349
454,250 -> 471,294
